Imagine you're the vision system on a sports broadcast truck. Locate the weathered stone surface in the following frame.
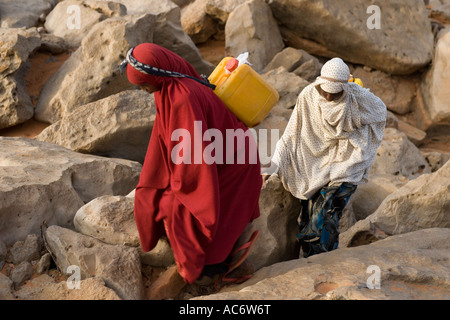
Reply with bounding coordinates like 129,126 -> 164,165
0,27 -> 41,129
10,234 -> 43,264
181,0 -> 218,44
195,228 -> 450,300
138,239 -> 175,268
74,195 -> 139,247
146,265 -> 186,300
44,0 -> 127,48
340,160 -> 450,248
248,175 -> 300,271
205,0 -> 248,24
420,27 -> 450,125
36,253 -> 52,274
0,240 -> 7,266
11,261 -> 33,289
44,225 -> 144,300
74,193 -> 175,267
263,47 -> 322,79
0,0 -> 57,28
35,90 -> 156,163
0,273 -> 14,300
39,33 -> 69,54
397,119 -> 427,146
225,0 -> 284,72
35,14 -> 156,124
268,0 -> 434,75
0,137 -> 141,246
385,111 -> 399,129
15,274 -> 121,300
262,67 -> 310,110
421,150 -> 450,172
352,67 -> 418,115
430,3 -> 450,24
116,0 -> 214,75
347,175 -> 408,222
292,58 -> 322,82
370,128 -> 431,179
264,47 -> 305,73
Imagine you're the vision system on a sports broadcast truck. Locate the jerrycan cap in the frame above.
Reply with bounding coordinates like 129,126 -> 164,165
225,58 -> 239,73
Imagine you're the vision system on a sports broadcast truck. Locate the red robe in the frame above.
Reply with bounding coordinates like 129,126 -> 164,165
127,43 -> 262,284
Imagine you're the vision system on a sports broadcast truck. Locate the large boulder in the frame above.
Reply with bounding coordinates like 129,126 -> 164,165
0,137 -> 142,246
248,175 -> 301,271
35,4 -> 214,124
340,160 -> 450,248
347,174 -> 408,222
370,128 -> 431,179
0,27 -> 41,129
0,273 -> 14,300
116,0 -> 214,75
205,0 -> 248,24
181,0 -> 218,44
74,195 -> 139,247
225,0 -> 285,72
35,13 -> 156,124
44,0 -> 127,49
263,47 -> 323,82
35,90 -> 156,163
268,0 -> 434,75
44,225 -> 144,300
352,67 -> 418,116
0,0 -> 57,28
195,228 -> 450,300
73,193 -> 175,268
262,67 -> 310,111
420,27 -> 450,126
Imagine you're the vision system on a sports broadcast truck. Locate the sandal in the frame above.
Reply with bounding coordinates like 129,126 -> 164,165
214,230 -> 260,289
227,230 -> 260,273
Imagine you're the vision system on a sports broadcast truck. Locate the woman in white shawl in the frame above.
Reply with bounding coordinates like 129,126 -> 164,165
271,57 -> 386,257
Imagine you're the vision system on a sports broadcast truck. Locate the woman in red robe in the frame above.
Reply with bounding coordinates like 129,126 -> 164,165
122,43 -> 262,285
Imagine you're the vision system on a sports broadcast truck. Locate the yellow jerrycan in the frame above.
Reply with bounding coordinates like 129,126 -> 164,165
349,75 -> 364,87
208,57 -> 279,128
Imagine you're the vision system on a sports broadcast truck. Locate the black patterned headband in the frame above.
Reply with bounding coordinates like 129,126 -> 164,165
119,47 -> 216,90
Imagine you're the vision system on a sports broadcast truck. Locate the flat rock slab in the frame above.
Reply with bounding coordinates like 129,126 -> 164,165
195,228 -> 450,300
0,137 -> 141,246
44,225 -> 144,300
36,90 -> 156,163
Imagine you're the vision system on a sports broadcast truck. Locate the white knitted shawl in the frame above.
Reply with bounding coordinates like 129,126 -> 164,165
272,81 -> 387,200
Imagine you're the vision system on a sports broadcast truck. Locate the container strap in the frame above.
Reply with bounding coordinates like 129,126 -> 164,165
119,47 -> 216,90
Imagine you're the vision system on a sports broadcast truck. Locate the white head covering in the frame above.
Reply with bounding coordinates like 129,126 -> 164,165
315,57 -> 350,94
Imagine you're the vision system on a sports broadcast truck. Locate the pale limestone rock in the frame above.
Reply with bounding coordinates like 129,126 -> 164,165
35,90 -> 156,163
0,137 -> 141,246
268,0 -> 434,75
225,0 -> 284,72
44,225 -> 144,300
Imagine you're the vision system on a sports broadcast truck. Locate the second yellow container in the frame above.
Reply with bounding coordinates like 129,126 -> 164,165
208,57 -> 279,128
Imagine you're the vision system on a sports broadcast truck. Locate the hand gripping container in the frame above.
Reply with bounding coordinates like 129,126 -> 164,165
208,57 -> 279,128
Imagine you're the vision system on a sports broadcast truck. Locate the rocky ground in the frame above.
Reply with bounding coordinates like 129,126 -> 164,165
0,0 -> 449,300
